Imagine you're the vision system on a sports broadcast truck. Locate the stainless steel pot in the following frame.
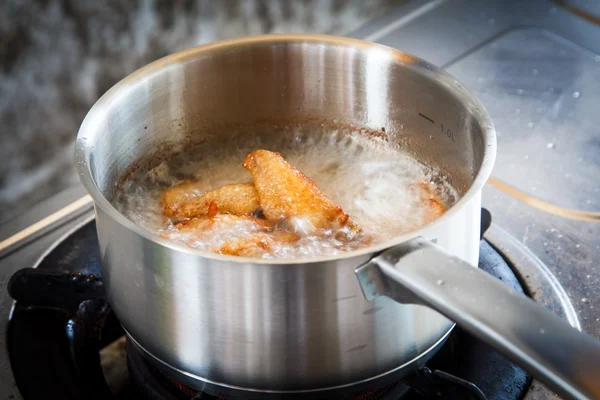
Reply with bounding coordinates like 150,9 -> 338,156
76,35 -> 600,400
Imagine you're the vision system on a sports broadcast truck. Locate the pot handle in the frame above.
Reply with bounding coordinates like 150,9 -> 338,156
355,237 -> 600,400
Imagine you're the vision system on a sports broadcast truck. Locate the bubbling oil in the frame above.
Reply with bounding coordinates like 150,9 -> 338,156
114,126 -> 459,258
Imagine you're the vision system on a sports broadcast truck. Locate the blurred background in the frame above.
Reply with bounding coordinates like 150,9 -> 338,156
0,0 -> 398,224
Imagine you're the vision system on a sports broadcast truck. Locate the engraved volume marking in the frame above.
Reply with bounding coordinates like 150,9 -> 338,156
440,123 -> 456,142
419,113 -> 435,123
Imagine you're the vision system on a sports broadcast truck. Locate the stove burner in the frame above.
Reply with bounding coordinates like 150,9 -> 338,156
126,338 -> 203,400
6,211 -> 534,399
126,338 -> 408,400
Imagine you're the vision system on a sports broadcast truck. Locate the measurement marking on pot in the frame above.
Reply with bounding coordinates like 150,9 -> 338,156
418,113 -> 435,123
440,123 -> 456,142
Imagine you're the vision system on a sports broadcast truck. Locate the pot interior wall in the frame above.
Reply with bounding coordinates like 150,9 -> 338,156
79,39 -> 486,205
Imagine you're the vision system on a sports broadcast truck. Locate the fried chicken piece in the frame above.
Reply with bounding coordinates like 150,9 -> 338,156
177,183 -> 259,219
242,150 -> 361,236
161,214 -> 270,250
411,180 -> 446,223
162,214 -> 299,257
163,182 -> 260,219
205,201 -> 219,218
424,198 -> 445,222
162,180 -> 205,216
218,231 -> 299,257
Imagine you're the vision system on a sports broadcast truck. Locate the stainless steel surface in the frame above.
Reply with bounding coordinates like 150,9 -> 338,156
127,328 -> 453,398
76,34 -> 494,392
0,184 -> 90,253
354,0 -> 600,343
0,195 -> 93,254
356,237 -> 600,400
484,224 -> 581,332
0,198 -> 94,400
487,223 -> 583,400
440,16 -> 600,344
448,28 -> 600,216
564,0 -> 600,15
2,1 -> 600,398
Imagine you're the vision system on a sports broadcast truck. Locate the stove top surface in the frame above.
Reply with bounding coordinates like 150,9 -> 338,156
2,0 -> 600,399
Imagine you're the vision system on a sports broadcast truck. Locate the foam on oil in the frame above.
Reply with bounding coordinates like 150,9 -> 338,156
114,126 -> 459,258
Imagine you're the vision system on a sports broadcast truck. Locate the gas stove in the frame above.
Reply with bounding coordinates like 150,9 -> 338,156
1,1 -> 600,399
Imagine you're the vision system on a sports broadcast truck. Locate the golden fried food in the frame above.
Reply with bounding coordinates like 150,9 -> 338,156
218,231 -> 299,257
161,214 -> 270,250
242,150 -> 360,235
161,150 -> 367,256
205,201 -> 219,218
177,183 -> 259,219
411,180 -> 446,223
162,180 -> 206,216
163,182 -> 260,219
423,198 -> 445,223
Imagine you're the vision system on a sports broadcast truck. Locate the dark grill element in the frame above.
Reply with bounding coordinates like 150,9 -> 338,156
350,383 -> 403,400
164,375 -> 203,399
6,210 -> 530,400
405,368 -> 486,400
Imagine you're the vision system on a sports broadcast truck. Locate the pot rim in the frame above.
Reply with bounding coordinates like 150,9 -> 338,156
75,33 -> 496,265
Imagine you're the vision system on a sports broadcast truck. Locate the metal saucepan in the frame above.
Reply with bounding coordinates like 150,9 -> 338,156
75,35 -> 600,399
